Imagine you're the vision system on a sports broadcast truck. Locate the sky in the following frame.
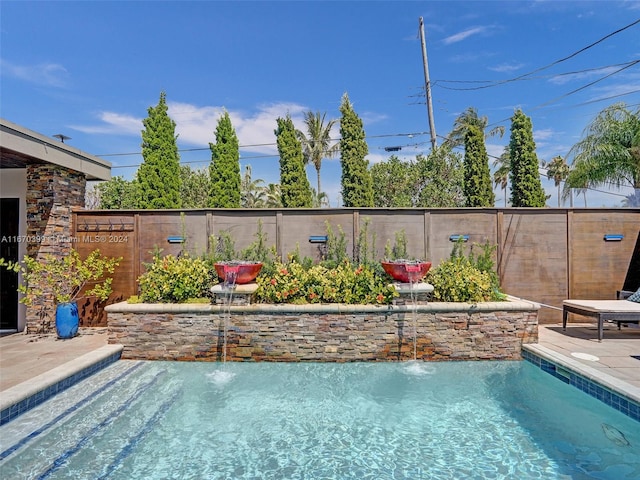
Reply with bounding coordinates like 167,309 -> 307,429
1,0 -> 639,208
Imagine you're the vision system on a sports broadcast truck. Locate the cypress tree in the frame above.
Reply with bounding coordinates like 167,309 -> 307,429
275,115 -> 313,208
463,125 -> 495,207
209,111 -> 241,208
339,93 -> 374,207
137,91 -> 181,209
509,109 -> 547,207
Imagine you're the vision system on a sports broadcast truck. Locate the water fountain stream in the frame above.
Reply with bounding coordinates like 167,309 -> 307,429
208,264 -> 240,386
404,263 -> 422,362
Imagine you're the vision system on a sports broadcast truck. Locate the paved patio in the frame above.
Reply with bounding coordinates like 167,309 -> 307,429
1,323 -> 638,409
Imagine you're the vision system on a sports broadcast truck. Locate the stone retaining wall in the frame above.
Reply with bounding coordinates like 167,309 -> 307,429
106,300 -> 539,362
25,164 -> 86,334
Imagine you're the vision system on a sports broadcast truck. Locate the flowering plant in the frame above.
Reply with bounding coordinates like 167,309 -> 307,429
255,260 -> 397,305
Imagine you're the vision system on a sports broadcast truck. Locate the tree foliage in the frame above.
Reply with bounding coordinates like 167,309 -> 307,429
445,106 -> 505,149
275,114 -> 313,208
371,147 -> 464,207
137,91 -> 182,209
339,93 -> 374,207
94,176 -> 140,209
463,125 -> 495,207
241,165 -> 267,208
371,155 -> 414,207
180,165 -> 211,208
492,147 -> 511,206
564,103 -> 640,205
209,111 -> 241,208
542,155 -> 569,207
509,109 -> 546,207
414,147 -> 465,207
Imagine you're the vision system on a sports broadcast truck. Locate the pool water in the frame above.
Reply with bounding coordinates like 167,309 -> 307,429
1,360 -> 638,479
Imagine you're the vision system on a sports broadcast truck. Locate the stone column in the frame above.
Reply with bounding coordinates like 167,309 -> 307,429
24,164 -> 86,333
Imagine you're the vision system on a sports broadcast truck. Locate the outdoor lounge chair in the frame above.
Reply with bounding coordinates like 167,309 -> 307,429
562,233 -> 640,341
562,298 -> 640,341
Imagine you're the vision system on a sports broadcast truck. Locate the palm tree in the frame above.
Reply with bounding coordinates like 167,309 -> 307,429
542,155 -> 570,207
240,165 -> 266,208
445,106 -> 505,149
297,111 -> 339,206
492,147 -> 510,207
564,103 -> 640,202
310,188 -> 330,208
621,190 -> 640,207
263,183 -> 282,208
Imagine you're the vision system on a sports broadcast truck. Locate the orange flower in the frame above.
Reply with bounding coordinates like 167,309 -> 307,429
376,293 -> 385,303
270,278 -> 277,285
280,268 -> 288,275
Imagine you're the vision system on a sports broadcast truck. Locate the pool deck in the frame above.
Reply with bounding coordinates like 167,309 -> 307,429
0,324 -> 638,412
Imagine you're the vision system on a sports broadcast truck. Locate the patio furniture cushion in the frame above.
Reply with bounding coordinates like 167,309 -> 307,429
562,299 -> 640,341
563,299 -> 640,313
627,288 -> 640,303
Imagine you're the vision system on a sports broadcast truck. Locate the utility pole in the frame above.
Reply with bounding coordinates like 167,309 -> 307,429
419,17 -> 437,150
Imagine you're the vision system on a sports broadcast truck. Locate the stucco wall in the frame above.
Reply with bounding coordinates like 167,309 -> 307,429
106,301 -> 539,362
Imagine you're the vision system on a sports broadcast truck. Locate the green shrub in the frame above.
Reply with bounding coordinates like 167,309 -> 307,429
428,256 -> 501,302
255,260 -> 397,305
138,253 -> 214,303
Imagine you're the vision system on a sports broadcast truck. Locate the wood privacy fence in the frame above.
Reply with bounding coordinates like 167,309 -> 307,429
72,208 -> 640,324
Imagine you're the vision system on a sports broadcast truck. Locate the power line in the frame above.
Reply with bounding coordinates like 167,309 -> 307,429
534,60 -> 640,109
433,60 -> 639,90
98,131 -> 430,158
432,18 -> 640,92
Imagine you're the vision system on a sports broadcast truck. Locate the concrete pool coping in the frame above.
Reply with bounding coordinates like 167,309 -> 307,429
0,324 -> 638,422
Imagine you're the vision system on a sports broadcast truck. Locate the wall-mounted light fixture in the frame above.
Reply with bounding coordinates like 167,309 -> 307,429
167,236 -> 185,244
309,235 -> 328,244
449,234 -> 469,242
604,234 -> 624,242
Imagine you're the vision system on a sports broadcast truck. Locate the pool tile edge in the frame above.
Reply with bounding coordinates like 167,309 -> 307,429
523,344 -> 640,422
0,344 -> 123,425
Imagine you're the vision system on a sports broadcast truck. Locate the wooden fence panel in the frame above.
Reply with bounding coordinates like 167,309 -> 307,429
569,210 -> 640,299
498,211 -> 568,323
72,208 -> 640,325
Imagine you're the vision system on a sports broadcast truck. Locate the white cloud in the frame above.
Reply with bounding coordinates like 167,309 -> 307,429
549,66 -> 621,85
533,128 -> 555,142
443,26 -> 489,45
71,112 -> 142,135
0,59 -> 69,87
70,101 -> 311,154
489,63 -> 525,73
168,101 -> 312,154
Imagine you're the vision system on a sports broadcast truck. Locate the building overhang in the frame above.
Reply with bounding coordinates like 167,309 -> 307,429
0,118 -> 111,181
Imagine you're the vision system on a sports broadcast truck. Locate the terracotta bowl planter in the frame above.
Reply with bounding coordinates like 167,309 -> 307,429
214,262 -> 263,284
381,261 -> 432,283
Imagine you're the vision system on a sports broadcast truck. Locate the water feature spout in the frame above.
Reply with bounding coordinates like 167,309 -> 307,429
404,263 -> 421,362
220,264 -> 241,364
381,260 -> 433,370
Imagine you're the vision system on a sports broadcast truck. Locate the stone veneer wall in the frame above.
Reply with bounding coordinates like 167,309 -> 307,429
25,164 -> 86,333
106,301 -> 539,362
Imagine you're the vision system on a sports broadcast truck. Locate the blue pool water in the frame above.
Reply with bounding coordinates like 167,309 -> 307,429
1,360 -> 638,479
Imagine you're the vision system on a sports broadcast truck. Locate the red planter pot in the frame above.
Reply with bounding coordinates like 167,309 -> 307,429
381,261 -> 432,283
214,262 -> 263,284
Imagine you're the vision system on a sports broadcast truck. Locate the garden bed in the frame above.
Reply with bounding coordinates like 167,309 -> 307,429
105,298 -> 539,362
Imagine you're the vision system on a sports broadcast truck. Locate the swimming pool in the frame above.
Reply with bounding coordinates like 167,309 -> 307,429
1,360 -> 638,479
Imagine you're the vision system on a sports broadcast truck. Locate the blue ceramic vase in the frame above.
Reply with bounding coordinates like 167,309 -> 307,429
55,302 -> 79,339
